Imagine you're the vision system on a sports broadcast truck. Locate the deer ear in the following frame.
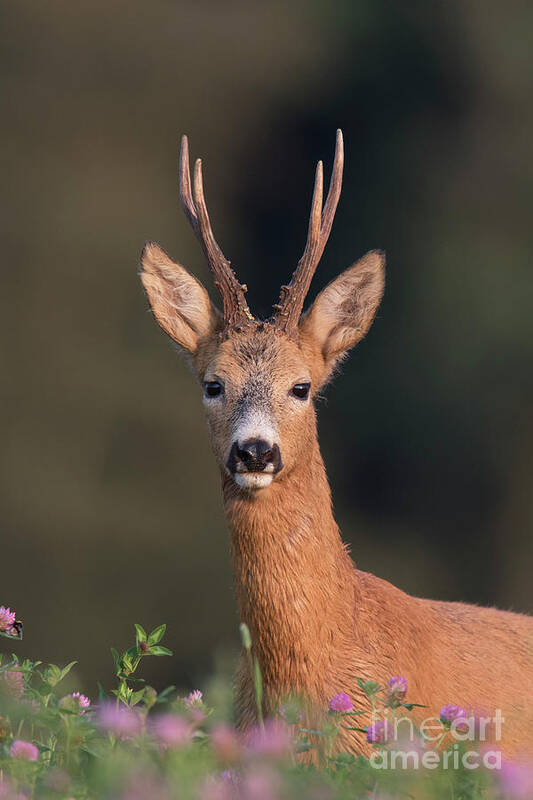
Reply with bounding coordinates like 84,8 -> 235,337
140,241 -> 222,354
299,250 -> 385,380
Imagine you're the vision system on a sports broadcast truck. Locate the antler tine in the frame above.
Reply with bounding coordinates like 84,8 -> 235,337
274,130 -> 344,335
179,135 -> 252,330
317,128 -> 344,262
179,135 -> 199,235
193,158 -> 229,268
303,160 -> 324,269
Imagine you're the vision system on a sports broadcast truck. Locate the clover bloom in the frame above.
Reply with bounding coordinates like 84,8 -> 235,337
184,689 -> 203,709
241,766 -> 281,800
151,713 -> 191,749
246,719 -> 292,759
210,723 -> 242,763
10,740 -> 38,761
0,607 -> 16,632
440,704 -> 467,726
2,670 -> 24,699
366,720 -> 389,744
0,776 -> 26,800
386,675 -> 407,706
97,703 -> 141,739
499,760 -> 533,799
328,692 -> 354,713
183,689 -> 206,723
60,692 -> 90,714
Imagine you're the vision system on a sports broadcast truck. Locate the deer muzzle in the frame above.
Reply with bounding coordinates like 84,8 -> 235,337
227,439 -> 283,488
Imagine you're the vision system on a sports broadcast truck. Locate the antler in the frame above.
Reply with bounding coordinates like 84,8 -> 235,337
273,129 -> 344,335
179,135 -> 253,330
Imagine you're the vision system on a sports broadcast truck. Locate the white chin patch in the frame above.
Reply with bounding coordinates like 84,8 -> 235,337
234,473 -> 273,490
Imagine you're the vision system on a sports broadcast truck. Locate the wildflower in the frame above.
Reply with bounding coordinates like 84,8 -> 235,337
499,760 -> 533,799
0,777 -> 26,800
366,720 -> 389,744
184,689 -> 203,709
60,692 -> 90,714
2,670 -> 24,699
385,675 -> 407,707
182,689 -> 206,723
246,719 -> 291,759
97,703 -> 141,739
139,641 -> 150,654
328,692 -> 354,713
439,704 -> 466,726
10,740 -> 38,761
211,723 -> 242,763
0,607 -> 16,632
241,765 -> 281,800
151,713 -> 191,749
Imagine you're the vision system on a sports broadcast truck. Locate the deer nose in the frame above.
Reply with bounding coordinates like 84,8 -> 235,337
238,439 -> 272,467
228,439 -> 283,474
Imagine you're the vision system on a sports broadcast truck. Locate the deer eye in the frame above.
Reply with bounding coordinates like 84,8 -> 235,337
204,381 -> 224,398
291,382 -> 311,400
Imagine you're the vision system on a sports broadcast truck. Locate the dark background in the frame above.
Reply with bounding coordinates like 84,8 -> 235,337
1,0 -> 532,694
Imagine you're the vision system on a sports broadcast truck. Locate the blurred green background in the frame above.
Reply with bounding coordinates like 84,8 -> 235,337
1,0 -> 532,694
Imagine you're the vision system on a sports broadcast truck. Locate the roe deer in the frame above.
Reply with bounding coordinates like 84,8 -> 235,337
140,131 -> 533,756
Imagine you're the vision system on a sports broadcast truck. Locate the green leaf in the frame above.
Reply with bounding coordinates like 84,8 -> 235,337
117,682 -> 132,702
59,661 -> 77,682
253,657 -> 263,709
46,664 -> 61,685
156,685 -> 176,702
294,740 -> 314,753
125,645 -> 139,662
239,622 -> 252,651
110,648 -> 120,672
147,624 -> 166,646
356,678 -> 381,697
332,752 -> 356,766
97,681 -> 107,702
130,689 -> 145,706
134,624 -> 147,644
81,741 -> 109,758
149,646 -> 173,657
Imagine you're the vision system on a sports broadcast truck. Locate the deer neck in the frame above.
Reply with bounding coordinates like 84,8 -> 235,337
222,419 -> 357,694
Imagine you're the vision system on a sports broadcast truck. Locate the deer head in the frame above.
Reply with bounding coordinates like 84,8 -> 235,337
141,132 -> 385,490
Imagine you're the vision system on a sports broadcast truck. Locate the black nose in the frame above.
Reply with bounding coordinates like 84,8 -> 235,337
227,439 -> 283,473
238,439 -> 272,466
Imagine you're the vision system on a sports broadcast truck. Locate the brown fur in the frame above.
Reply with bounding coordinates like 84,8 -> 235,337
141,238 -> 533,758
